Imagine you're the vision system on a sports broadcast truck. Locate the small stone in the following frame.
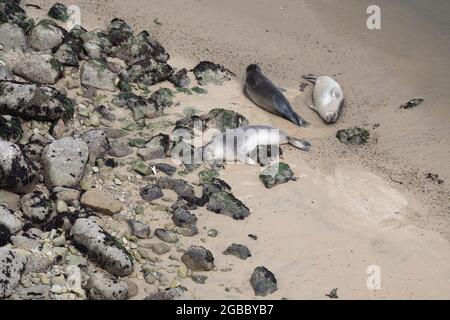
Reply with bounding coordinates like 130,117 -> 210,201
56,200 -> 68,213
250,266 -> 278,297
128,220 -> 150,239
132,160 -> 152,176
81,189 -> 123,215
140,184 -> 164,201
207,229 -> 218,238
191,275 -> 207,284
154,228 -> 179,243
181,246 -> 215,271
172,208 -> 197,228
223,243 -> 251,260
151,243 -> 171,255
259,162 -> 295,189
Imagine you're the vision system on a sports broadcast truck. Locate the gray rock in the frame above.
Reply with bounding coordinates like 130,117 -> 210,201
249,266 -> 278,296
0,81 -> 75,121
0,115 -> 22,143
172,208 -> 197,228
223,243 -> 251,260
177,224 -> 199,237
123,279 -> 138,298
107,18 -> 133,46
157,177 -> 198,204
22,133 -> 49,162
0,203 -> 24,234
0,141 -> 38,194
0,23 -> 27,51
12,285 -> 51,300
20,191 -> 52,223
48,3 -> 69,22
336,127 -> 370,145
112,30 -> 169,66
151,163 -> 176,176
120,58 -> 173,86
207,191 -> 250,220
23,253 -> 52,275
83,40 -> 103,59
10,235 -> 41,250
95,105 -> 116,121
28,19 -> 65,51
80,129 -> 110,163
193,61 -> 234,85
109,139 -> 133,157
259,162 -> 295,189
0,248 -> 26,298
169,68 -> 190,87
0,224 -> 10,246
137,133 -> 170,161
70,218 -> 134,277
127,220 -> 150,239
86,269 -> 128,300
0,190 -> 20,211
154,228 -> 179,243
181,246 -> 215,271
140,184 -> 164,202
41,137 -> 89,189
12,53 -> 62,84
191,275 -> 207,284
151,243 -> 171,255
80,59 -> 118,92
0,65 -> 14,81
144,287 -> 187,300
54,43 -> 79,68
51,187 -> 81,202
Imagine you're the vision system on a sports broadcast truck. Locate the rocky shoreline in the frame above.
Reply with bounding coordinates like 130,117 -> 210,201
0,2 -> 285,300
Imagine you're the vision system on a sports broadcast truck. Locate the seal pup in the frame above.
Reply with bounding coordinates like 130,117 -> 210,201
203,125 -> 310,165
243,64 -> 309,127
302,74 -> 344,124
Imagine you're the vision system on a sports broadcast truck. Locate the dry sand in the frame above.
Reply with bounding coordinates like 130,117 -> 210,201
27,0 -> 450,299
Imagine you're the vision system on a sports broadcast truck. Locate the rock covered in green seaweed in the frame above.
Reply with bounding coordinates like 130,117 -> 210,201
336,127 -> 370,145
259,162 -> 295,189
48,3 -> 69,22
192,61 -> 234,85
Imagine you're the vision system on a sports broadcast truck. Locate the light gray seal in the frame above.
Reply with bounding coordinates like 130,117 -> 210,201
302,74 -> 344,124
243,64 -> 309,127
203,125 -> 311,165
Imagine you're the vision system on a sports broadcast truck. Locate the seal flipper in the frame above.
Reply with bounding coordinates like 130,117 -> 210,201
287,137 -> 311,151
302,74 -> 318,84
291,112 -> 310,127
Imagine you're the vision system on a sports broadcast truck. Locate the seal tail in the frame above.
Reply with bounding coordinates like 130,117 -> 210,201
292,112 -> 310,127
287,137 -> 311,151
302,74 -> 318,84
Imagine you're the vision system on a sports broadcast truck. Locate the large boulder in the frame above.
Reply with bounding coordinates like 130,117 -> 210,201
41,137 -> 89,189
0,81 -> 75,121
0,22 -> 27,51
80,59 -> 118,92
0,141 -> 38,194
12,53 -> 63,84
28,19 -> 65,51
0,248 -> 26,298
70,218 -> 134,277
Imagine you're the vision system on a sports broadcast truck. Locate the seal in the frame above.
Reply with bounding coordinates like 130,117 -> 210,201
302,74 -> 344,124
203,125 -> 311,165
243,64 -> 309,127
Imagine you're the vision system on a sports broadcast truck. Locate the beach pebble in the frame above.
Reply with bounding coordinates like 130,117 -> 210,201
223,243 -> 252,260
81,188 -> 123,215
151,243 -> 171,255
140,185 -> 164,202
250,266 -> 278,296
181,246 -> 215,271
154,228 -> 179,243
128,220 -> 150,239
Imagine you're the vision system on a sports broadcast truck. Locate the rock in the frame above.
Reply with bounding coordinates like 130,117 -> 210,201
176,108 -> 248,133
81,129 -> 110,163
107,18 -> 133,46
0,141 -> 38,193
137,134 -> 170,161
83,40 -> 104,59
12,285 -> 51,300
51,187 -> 81,202
112,30 -> 169,66
121,58 -> 173,86
132,159 -> 151,176
157,177 -> 198,204
170,141 -> 202,173
123,279 -> 138,298
192,61 -> 234,85
55,43 -> 79,68
0,204 -> 23,234
0,225 -> 10,246
0,23 -> 27,51
86,269 -> 128,300
10,235 -> 41,250
80,59 -> 118,92
127,220 -> 150,239
81,189 -> 123,215
151,243 -> 171,255
198,169 -> 219,184
207,229 -> 218,238
41,137 -> 89,189
154,228 -> 178,243
70,218 -> 134,277
259,162 -> 295,189
144,287 -> 187,300
181,246 -> 215,271
149,88 -> 174,108
140,184 -> 164,202
95,105 -> 116,121
115,92 -> 162,120
0,81 -> 75,121
110,140 -> 133,157
0,248 -> 26,298
207,191 -> 250,220
172,208 -> 197,228
28,19 -> 65,51
336,127 -> 370,145
169,68 -> 190,87
66,265 -> 86,298
400,98 -> 424,109
223,243 -> 251,260
0,115 -> 22,143
0,65 -> 14,81
191,275 -> 207,284
177,224 -> 199,237
0,190 -> 20,212
151,163 -> 176,176
23,253 -> 52,275
50,119 -> 65,139
48,3 -> 69,22
249,266 -> 278,296
20,191 -> 52,223
12,53 -> 62,84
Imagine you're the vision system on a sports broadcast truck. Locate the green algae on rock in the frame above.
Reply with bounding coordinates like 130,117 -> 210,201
259,162 -> 295,189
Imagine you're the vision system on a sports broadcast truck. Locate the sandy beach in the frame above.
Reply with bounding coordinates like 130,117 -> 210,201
1,0 -> 449,300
